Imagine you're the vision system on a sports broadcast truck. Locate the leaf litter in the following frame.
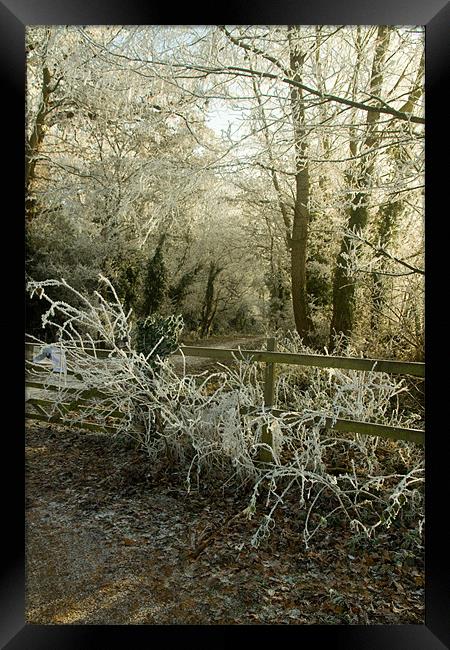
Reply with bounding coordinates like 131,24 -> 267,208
26,421 -> 424,625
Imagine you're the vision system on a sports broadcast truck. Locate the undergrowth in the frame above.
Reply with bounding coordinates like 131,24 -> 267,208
26,276 -> 424,549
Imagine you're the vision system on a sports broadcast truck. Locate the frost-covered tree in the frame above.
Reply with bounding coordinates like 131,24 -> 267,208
26,25 -> 424,354
25,26 -> 222,336
143,25 -> 424,350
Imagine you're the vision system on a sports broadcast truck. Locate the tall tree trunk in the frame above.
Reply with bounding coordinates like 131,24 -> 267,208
251,75 -> 292,250
371,49 -> 424,330
288,27 -> 314,342
26,61 -> 53,222
329,26 -> 391,349
370,200 -> 402,329
291,168 -> 312,339
200,262 -> 222,337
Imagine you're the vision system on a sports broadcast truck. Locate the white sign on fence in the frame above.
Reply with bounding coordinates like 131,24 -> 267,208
33,345 -> 67,373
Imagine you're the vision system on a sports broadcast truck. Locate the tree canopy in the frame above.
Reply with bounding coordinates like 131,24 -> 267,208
26,25 -> 424,360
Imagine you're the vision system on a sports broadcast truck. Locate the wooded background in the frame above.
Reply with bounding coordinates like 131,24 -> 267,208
25,25 -> 424,359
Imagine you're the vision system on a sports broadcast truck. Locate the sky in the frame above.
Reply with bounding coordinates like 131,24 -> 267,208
205,101 -> 241,135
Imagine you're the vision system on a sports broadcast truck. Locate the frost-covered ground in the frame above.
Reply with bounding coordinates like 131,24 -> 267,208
26,421 -> 424,625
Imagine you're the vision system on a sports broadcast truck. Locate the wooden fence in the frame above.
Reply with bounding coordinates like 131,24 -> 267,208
25,339 -> 425,455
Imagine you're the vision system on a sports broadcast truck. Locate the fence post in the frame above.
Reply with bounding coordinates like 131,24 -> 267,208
25,344 -> 34,363
259,336 -> 277,463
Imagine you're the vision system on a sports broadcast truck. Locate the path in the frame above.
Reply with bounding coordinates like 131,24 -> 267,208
25,421 -> 424,624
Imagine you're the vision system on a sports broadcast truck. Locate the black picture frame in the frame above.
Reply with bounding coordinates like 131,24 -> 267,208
3,0 -> 448,647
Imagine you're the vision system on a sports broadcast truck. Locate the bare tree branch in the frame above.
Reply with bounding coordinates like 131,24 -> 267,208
349,232 -> 425,275
77,28 -> 425,126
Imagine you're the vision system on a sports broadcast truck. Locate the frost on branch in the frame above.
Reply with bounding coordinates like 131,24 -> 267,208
26,276 -> 424,549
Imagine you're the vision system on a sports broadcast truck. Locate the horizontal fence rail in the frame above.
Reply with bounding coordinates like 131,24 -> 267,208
175,346 -> 425,377
239,407 -> 424,446
26,341 -> 425,377
25,409 -> 119,434
25,339 -> 425,447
